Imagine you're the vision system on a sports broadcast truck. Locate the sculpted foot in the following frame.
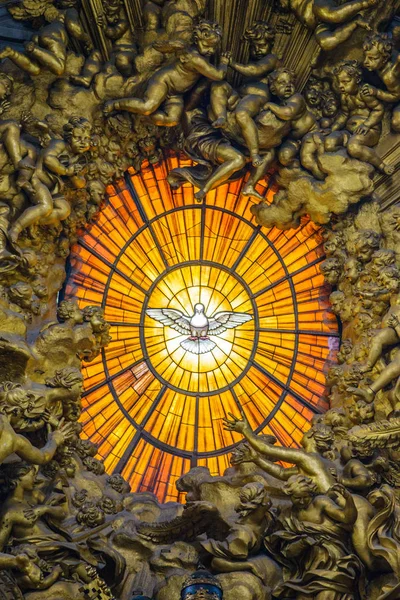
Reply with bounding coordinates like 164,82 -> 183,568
380,162 -> 395,175
251,154 -> 263,167
347,386 -> 375,403
242,184 -> 264,201
0,47 -> 13,59
212,117 -> 227,129
103,101 -> 116,116
194,189 -> 206,203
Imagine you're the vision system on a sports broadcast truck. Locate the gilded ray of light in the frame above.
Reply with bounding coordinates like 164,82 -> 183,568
65,154 -> 339,502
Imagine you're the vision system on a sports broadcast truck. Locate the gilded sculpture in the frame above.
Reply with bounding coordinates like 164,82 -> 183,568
0,0 -> 399,598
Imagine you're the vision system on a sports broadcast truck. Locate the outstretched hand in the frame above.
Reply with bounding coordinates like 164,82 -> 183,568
49,418 -> 75,445
223,409 -> 252,436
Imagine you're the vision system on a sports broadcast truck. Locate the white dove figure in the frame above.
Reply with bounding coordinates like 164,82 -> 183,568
146,303 -> 252,355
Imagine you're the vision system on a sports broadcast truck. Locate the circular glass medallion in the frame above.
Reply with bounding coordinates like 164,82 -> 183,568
144,264 -> 256,394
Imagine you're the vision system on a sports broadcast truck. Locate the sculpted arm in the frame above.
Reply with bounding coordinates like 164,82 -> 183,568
0,514 -> 13,551
14,432 -> 59,465
265,94 -> 304,121
231,55 -> 280,77
363,94 -> 385,128
189,54 -> 228,81
105,20 -> 129,40
322,485 -> 357,525
253,455 -> 297,480
331,105 -> 349,131
43,143 -> 73,177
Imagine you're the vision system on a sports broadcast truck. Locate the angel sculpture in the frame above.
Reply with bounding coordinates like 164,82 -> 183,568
146,303 -> 252,354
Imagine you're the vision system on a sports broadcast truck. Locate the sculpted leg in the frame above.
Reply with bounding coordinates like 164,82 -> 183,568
26,40 -> 66,76
235,95 -> 266,167
104,81 -> 168,115
314,0 -> 381,24
300,134 -> 325,179
8,180 -> 53,243
361,327 -> 399,371
0,47 -> 40,76
40,196 -> 71,225
151,96 -> 184,127
315,20 -> 364,51
210,81 -> 235,128
194,145 -> 246,202
347,136 -> 394,174
0,121 -> 23,168
391,104 -> 400,133
243,150 -> 275,200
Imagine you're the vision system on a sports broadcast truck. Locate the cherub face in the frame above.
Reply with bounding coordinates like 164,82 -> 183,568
336,71 -> 358,95
20,467 -> 36,491
251,39 -> 272,59
272,72 -> 295,99
0,80 -> 10,101
69,127 -> 91,154
322,94 -> 339,118
196,33 -> 220,56
364,46 -> 388,71
304,86 -> 321,108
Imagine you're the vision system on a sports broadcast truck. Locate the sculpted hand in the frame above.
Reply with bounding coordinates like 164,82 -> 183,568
328,482 -> 350,499
223,410 -> 252,436
15,555 -> 43,584
361,84 -> 376,97
97,14 -> 105,28
43,409 -> 59,429
220,51 -> 232,66
355,124 -> 370,136
275,20 -> 294,34
0,100 -> 10,115
50,418 -> 75,446
387,314 -> 400,329
23,507 -> 44,522
231,443 -> 258,465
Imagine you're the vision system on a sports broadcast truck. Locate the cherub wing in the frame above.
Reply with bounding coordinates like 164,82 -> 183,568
152,39 -> 188,55
208,311 -> 252,335
146,308 -> 191,335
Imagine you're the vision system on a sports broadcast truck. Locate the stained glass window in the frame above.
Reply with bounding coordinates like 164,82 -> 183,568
64,154 -> 338,502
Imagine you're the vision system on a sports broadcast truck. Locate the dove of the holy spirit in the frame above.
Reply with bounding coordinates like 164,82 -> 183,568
146,303 -> 252,355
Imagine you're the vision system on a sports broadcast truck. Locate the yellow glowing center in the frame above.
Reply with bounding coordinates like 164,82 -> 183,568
144,265 -> 255,393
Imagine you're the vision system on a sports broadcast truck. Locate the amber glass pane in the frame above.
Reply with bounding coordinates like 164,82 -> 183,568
65,156 -> 338,502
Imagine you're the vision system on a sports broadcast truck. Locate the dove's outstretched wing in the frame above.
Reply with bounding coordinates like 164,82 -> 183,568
208,311 -> 252,335
146,308 -> 191,335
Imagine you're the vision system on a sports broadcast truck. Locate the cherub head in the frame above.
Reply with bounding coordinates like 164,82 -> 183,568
0,462 -> 37,498
379,265 -> 400,293
333,60 -> 362,95
0,73 -> 13,102
301,424 -> 335,455
237,482 -> 271,518
320,256 -> 341,285
269,68 -> 296,99
354,229 -> 381,263
57,299 -> 84,325
243,21 -> 275,59
46,366 -> 83,390
63,117 -> 92,155
0,383 -> 32,429
82,305 -> 108,333
193,20 -> 222,56
329,290 -> 345,316
303,77 -> 324,109
103,0 -> 122,23
283,475 -> 318,508
363,33 -> 393,72
321,90 -> 339,119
